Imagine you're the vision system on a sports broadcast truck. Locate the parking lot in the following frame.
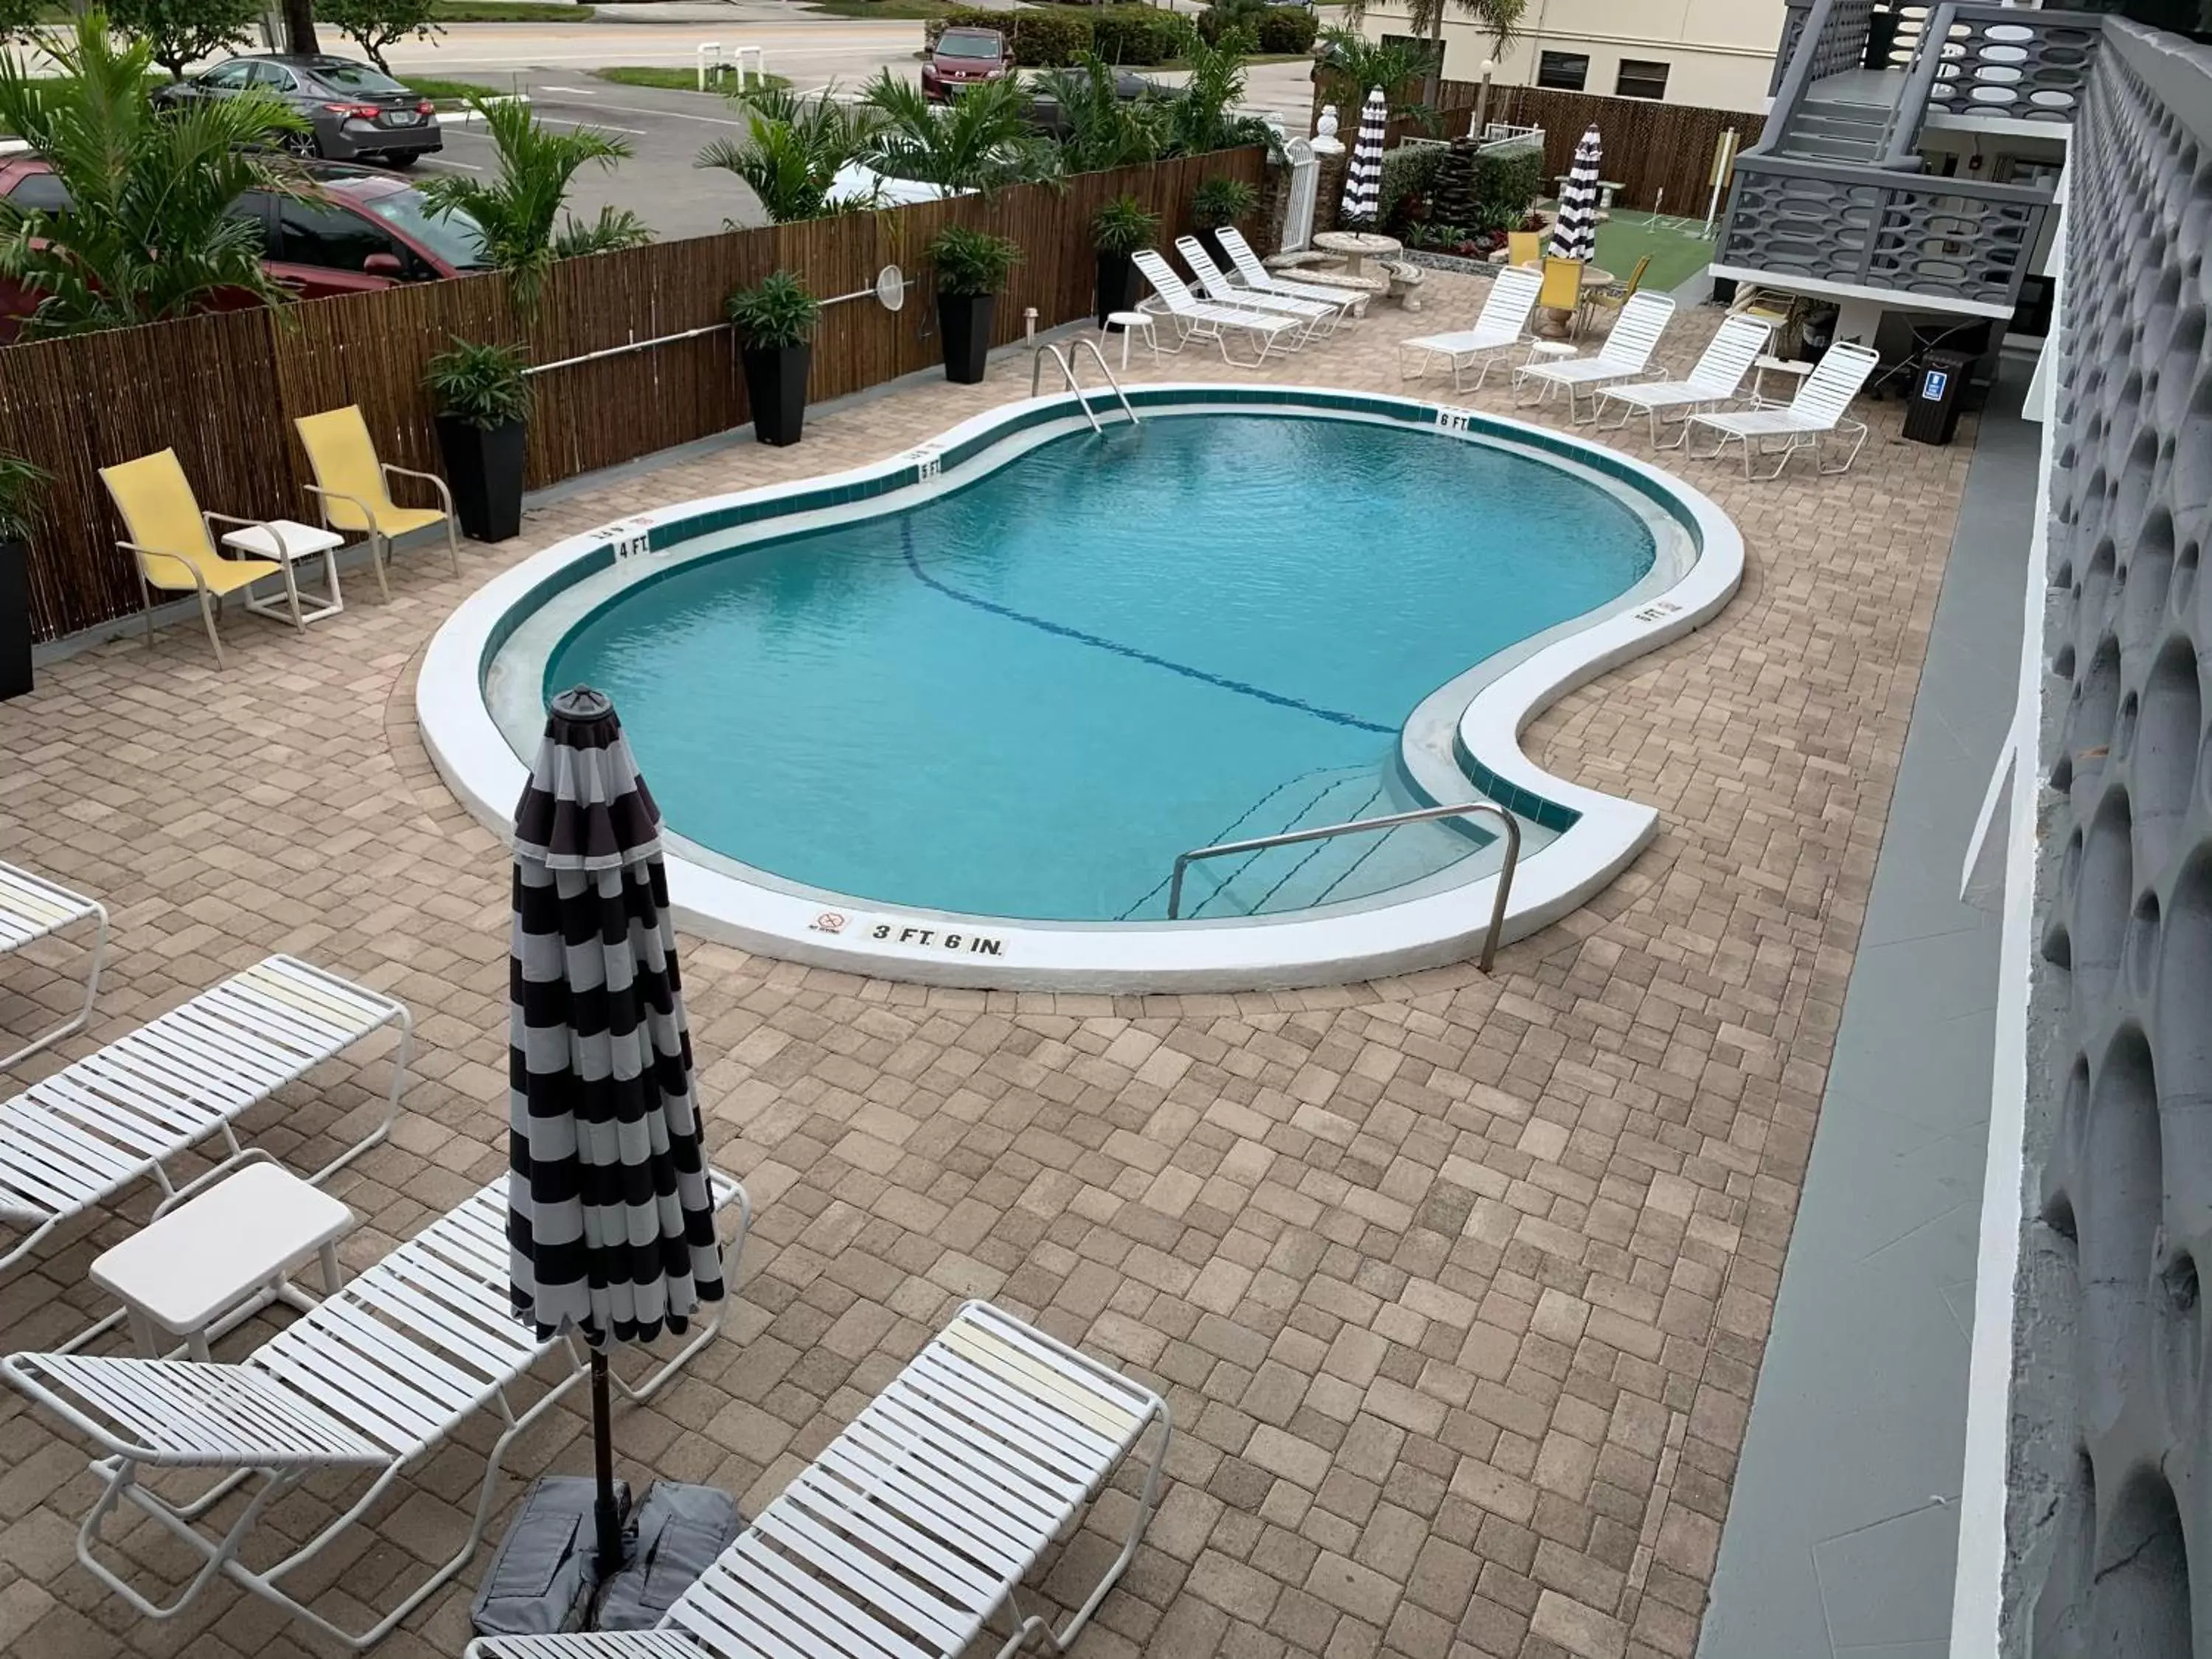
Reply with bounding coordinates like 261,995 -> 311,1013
382,20 -> 1321,237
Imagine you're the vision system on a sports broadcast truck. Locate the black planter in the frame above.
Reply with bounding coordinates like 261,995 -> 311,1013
434,414 -> 526,543
937,291 -> 995,385
1094,250 -> 1143,330
1194,227 -> 1233,274
742,342 -> 810,446
0,536 -> 29,700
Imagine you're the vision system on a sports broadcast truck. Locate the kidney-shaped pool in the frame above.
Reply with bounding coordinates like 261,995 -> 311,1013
543,413 -> 1655,922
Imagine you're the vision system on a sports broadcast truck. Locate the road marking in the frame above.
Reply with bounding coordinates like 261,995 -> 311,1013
529,98 -> 752,128
538,85 -> 598,94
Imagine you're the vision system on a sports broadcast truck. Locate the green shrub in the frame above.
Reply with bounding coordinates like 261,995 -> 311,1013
1189,175 -> 1258,229
1471,140 -> 1545,233
1253,7 -> 1316,53
928,224 -> 1023,296
727,269 -> 818,349
425,338 -> 533,429
1377,142 -> 1447,236
1091,192 -> 1158,253
0,456 -> 50,544
1090,5 -> 1192,66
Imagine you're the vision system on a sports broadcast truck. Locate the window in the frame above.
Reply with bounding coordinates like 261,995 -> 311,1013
4,172 -> 73,218
305,58 -> 408,96
197,61 -> 254,91
276,196 -> 404,273
246,62 -> 296,91
1536,52 -> 1589,91
364,191 -> 489,272
1615,58 -> 1671,100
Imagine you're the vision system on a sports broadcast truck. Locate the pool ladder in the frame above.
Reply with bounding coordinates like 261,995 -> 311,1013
1030,338 -> 1139,433
1165,802 -> 1523,973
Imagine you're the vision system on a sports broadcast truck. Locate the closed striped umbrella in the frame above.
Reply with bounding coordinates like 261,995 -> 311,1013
1338,87 -> 1386,226
1549,125 -> 1603,263
509,685 -> 723,1576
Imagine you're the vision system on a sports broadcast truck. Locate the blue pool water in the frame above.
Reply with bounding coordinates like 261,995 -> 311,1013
547,414 -> 1655,922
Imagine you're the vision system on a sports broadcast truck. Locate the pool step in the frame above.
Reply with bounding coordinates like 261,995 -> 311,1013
1184,771 -> 1489,919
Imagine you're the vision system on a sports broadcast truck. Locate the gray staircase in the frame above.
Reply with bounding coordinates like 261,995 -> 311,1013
1776,97 -> 1892,163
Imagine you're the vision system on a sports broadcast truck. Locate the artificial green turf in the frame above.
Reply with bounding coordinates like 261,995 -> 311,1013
1590,211 -> 1718,293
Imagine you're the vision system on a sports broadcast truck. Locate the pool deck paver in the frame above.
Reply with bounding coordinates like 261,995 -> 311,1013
0,277 -> 1977,1659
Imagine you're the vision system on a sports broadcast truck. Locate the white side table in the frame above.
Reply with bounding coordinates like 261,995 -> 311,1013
223,518 -> 346,630
90,1163 -> 355,1360
1753,354 -> 1814,403
1102,310 -> 1158,371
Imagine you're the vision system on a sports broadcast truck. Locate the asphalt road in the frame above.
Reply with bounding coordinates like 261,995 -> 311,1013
381,20 -> 1319,238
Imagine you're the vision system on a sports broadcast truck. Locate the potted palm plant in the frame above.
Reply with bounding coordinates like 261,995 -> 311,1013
927,226 -> 1022,386
1091,194 -> 1159,331
728,270 -> 818,446
1189,175 -> 1259,274
0,456 -> 49,700
425,338 -> 532,543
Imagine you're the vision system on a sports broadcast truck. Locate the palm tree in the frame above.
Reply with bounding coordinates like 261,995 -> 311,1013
0,13 -> 304,337
856,72 -> 1060,193
1344,0 -> 1525,106
1315,27 -> 1439,110
1030,56 -> 1168,174
1163,35 -> 1278,159
697,84 -> 882,223
417,95 -> 633,316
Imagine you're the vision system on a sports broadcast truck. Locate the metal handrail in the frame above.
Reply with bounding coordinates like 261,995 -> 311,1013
1030,344 -> 1102,433
1745,0 -> 1842,158
1165,801 -> 1523,973
1029,338 -> 1140,431
1067,335 -> 1140,425
1879,0 -> 1956,166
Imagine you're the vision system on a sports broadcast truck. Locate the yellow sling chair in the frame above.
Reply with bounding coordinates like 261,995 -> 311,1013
293,406 -> 462,600
100,450 -> 291,668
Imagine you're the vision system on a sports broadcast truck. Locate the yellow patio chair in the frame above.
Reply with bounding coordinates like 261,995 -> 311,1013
1582,253 -> 1652,335
100,450 -> 288,669
1507,230 -> 1543,268
293,406 -> 461,601
1537,255 -> 1585,330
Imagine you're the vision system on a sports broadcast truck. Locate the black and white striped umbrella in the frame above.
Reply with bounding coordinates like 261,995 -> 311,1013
509,685 -> 723,1574
1549,125 -> 1603,263
1338,86 -> 1386,226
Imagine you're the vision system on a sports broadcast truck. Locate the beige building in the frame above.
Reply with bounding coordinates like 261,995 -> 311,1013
1355,0 -> 1790,114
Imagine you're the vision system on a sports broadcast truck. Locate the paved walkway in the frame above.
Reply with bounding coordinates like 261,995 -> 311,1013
0,279 -> 1977,1659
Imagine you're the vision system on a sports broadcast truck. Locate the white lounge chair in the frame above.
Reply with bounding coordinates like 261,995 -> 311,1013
1217,226 -> 1371,314
463,1301 -> 1168,1659
3,1170 -> 751,1650
0,860 -> 107,1071
0,956 -> 410,1304
1175,234 -> 1346,337
1595,313 -> 1773,448
1688,340 -> 1882,479
1132,249 -> 1301,366
1514,292 -> 1677,421
1396,267 -> 1545,392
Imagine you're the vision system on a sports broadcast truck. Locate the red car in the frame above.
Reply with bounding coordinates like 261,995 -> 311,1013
0,156 -> 490,340
922,27 -> 1010,100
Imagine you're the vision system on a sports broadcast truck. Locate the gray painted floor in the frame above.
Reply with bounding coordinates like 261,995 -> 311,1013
1699,364 -> 2040,1658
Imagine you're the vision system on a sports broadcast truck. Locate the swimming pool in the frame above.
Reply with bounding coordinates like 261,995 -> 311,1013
425,384 -> 1743,989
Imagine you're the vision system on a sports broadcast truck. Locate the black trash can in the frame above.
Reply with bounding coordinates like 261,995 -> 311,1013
0,535 -> 31,700
1905,349 -> 1970,445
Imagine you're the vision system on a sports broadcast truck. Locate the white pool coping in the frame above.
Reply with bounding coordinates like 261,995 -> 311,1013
418,384 -> 1745,991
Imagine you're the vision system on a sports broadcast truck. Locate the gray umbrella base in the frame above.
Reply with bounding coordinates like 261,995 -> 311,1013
472,1475 -> 633,1638
594,1482 -> 747,1631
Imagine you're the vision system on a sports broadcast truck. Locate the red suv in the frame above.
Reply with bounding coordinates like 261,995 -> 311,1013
0,156 -> 489,339
922,27 -> 1010,100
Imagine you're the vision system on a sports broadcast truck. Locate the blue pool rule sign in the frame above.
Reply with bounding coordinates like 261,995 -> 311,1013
1922,369 -> 1950,400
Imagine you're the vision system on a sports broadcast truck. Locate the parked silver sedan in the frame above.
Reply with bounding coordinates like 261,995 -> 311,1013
152,53 -> 443,169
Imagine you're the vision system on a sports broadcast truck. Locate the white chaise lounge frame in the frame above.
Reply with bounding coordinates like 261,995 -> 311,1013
462,1301 -> 1170,1659
1,1169 -> 751,1651
0,955 -> 411,1304
1395,266 -> 1545,392
1513,292 -> 1678,422
1175,235 -> 1346,338
1217,226 -> 1373,315
1594,313 -> 1773,448
1687,339 -> 1884,479
0,860 -> 108,1071
1132,249 -> 1300,366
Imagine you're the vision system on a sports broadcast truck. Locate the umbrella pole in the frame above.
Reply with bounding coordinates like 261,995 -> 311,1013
591,1350 -> 624,1578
